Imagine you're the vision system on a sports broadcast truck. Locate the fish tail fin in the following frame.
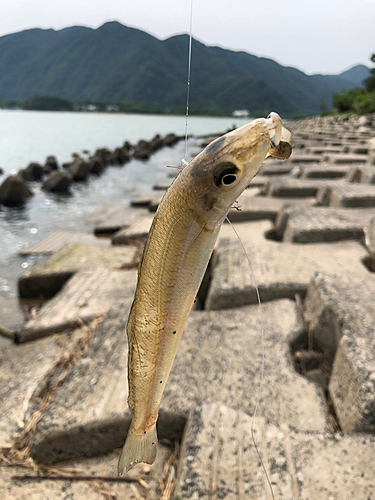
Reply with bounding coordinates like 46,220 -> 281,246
118,424 -> 158,476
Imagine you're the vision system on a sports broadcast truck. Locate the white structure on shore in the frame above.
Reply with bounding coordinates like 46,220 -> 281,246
232,109 -> 250,118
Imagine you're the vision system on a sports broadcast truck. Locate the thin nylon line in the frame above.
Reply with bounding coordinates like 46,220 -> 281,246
225,217 -> 275,500
183,0 -> 194,165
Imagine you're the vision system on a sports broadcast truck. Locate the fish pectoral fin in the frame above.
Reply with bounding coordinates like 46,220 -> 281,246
118,425 -> 158,475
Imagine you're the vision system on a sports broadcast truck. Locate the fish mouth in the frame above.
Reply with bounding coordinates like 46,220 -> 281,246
265,112 -> 292,160
268,139 -> 292,160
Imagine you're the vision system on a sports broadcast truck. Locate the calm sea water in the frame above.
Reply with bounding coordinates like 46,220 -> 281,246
0,110 -> 250,300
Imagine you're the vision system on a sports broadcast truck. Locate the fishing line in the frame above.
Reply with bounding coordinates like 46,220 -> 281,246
182,0 -> 194,167
225,217 -> 275,500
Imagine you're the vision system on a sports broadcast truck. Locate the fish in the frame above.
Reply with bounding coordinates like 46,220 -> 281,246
118,112 -> 292,475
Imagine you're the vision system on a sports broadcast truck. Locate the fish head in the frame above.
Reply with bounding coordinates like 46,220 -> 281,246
187,112 -> 291,229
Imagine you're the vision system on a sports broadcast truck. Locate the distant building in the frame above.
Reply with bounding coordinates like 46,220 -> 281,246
106,104 -> 119,112
232,109 -> 250,118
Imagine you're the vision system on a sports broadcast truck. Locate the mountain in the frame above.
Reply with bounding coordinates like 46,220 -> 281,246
0,21 -> 369,116
339,64 -> 370,87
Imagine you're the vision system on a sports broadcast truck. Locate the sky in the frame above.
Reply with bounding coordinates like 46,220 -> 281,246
1,0 -> 374,75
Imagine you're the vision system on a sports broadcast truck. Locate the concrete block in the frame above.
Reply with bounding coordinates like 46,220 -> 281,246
0,445 -> 172,499
304,272 -> 375,432
93,205 -> 142,235
258,162 -> 294,176
299,165 -> 350,179
319,183 -> 375,208
227,195 -> 314,223
164,300 -> 330,433
262,177 -> 344,198
152,179 -> 172,191
289,155 -> 320,163
18,244 -> 137,299
19,230 -> 109,256
177,404 -> 375,499
323,153 -> 368,164
16,269 -> 137,342
205,221 -> 367,309
275,206 -> 375,243
112,215 -> 153,245
0,329 -> 84,451
30,300 -> 330,465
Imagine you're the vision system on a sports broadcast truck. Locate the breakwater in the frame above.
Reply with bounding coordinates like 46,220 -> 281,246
1,113 -> 375,498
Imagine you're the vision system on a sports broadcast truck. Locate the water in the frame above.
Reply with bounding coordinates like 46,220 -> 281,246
0,110 -> 251,300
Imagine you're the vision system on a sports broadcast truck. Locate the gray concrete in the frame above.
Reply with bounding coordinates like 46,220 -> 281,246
227,194 -> 314,223
323,153 -> 368,164
112,215 -> 153,245
30,300 -> 330,465
152,179 -> 172,190
0,296 -> 24,337
347,165 -> 375,184
258,162 -> 294,176
177,403 -> 375,499
19,229 -> 109,256
205,221 -> 368,309
1,445 -> 171,499
0,328 -> 84,451
289,154 -> 320,164
18,243 -> 137,299
16,268 -> 137,342
317,183 -> 375,207
299,165 -> 350,179
365,216 -> 375,271
275,205 -> 375,243
261,177 -> 344,198
93,205 -> 145,235
130,191 -> 155,207
304,272 -> 375,432
30,306 -> 185,464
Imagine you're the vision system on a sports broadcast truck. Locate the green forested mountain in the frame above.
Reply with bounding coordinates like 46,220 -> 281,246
0,21 -> 369,116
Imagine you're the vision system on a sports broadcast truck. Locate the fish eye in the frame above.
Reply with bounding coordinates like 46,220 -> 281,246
213,162 -> 239,187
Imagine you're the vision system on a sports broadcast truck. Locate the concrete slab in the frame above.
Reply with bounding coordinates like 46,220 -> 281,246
227,195 -> 314,223
205,220 -> 368,308
317,183 -> 375,207
0,445 -> 173,499
177,404 -> 375,500
347,165 -> 375,184
130,191 -> 155,207
261,177 -> 344,198
16,268 -> 137,342
258,162 -> 294,176
306,146 -> 342,155
323,153 -> 368,164
18,244 -> 138,299
365,216 -> 375,271
299,165 -> 350,179
289,154 -> 320,163
152,179 -> 172,191
304,272 -> 375,432
164,300 -> 330,433
93,205 -> 144,235
0,296 -> 24,337
176,404 -> 294,500
112,215 -> 154,245
30,300 -> 330,465
30,306 -> 185,464
0,328 -> 84,451
275,205 -> 375,243
19,230 -> 109,256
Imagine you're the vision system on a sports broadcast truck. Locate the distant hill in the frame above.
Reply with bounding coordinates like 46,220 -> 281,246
339,64 -> 371,87
0,21 -> 370,116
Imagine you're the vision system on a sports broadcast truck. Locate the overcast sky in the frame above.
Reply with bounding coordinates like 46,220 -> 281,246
1,0 -> 374,75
